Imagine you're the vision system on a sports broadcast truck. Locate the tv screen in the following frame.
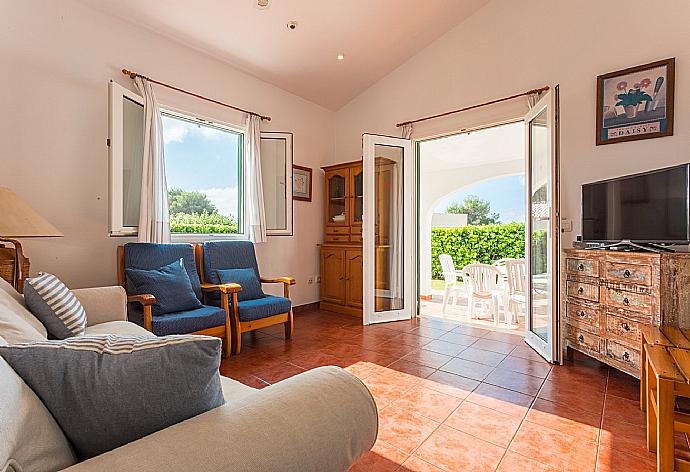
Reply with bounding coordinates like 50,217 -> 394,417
582,164 -> 690,243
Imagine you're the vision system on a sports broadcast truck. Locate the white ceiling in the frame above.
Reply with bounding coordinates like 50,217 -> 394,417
80,0 -> 489,110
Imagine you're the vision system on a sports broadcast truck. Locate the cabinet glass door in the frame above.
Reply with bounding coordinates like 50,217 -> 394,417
524,88 -> 560,363
363,134 -> 414,324
327,172 -> 347,225
351,166 -> 363,226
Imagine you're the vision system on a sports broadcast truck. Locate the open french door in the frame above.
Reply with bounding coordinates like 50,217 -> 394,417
362,134 -> 415,325
524,87 -> 561,363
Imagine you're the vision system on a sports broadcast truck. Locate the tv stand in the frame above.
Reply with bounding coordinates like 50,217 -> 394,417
601,240 -> 674,253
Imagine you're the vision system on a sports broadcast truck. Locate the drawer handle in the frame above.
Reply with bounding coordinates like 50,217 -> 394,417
578,334 -> 584,343
578,310 -> 586,318
623,269 -> 631,278
621,322 -> 630,331
578,263 -> 585,271
623,351 -> 630,361
623,297 -> 630,306
577,287 -> 584,295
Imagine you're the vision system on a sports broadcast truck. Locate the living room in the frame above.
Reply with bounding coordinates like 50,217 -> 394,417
2,1 -> 690,471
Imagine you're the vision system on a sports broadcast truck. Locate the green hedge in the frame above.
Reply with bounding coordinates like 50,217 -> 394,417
170,212 -> 238,234
431,223 -> 546,278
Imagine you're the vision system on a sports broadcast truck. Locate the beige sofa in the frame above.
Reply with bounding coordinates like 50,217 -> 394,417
0,278 -> 378,472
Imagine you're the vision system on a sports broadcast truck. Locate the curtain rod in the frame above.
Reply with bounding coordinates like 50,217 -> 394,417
121,69 -> 271,122
396,86 -> 549,128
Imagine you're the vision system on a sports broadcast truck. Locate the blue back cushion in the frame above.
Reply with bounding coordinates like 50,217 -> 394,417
202,241 -> 260,285
124,243 -> 202,300
216,268 -> 264,302
125,259 -> 202,316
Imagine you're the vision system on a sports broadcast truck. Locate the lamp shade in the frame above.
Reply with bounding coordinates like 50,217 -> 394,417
0,187 -> 63,238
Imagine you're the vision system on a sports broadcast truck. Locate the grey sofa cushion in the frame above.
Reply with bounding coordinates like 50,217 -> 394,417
0,354 -> 77,472
24,273 -> 87,339
0,334 -> 225,460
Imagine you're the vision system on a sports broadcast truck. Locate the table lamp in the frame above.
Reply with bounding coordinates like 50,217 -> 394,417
0,187 -> 63,293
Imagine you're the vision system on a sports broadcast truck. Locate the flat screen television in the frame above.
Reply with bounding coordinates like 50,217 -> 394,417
582,164 -> 690,243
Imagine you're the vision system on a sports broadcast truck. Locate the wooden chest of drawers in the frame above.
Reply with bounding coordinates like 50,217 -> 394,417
562,249 -> 690,378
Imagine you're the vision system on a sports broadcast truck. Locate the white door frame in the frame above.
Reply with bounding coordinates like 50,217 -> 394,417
524,87 -> 561,363
363,134 -> 415,325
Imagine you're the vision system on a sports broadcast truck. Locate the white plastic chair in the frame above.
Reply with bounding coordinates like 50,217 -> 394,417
460,263 -> 504,324
491,258 -> 513,279
438,254 -> 463,314
505,259 -> 527,326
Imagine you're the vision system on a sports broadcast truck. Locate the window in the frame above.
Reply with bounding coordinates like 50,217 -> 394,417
109,81 -> 243,237
260,132 -> 293,235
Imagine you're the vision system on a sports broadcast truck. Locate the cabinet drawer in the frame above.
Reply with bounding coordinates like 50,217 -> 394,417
566,258 -> 599,278
604,314 -> 641,346
566,302 -> 600,329
567,325 -> 602,353
325,234 -> 350,243
566,281 -> 599,302
605,339 -> 640,371
604,287 -> 652,315
350,226 -> 362,234
605,261 -> 652,286
326,226 -> 350,234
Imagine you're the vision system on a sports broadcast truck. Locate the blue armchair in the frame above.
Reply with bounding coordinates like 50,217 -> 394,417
197,241 -> 295,354
117,243 -> 241,356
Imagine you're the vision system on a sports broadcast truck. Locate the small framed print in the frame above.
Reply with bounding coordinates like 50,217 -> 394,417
596,58 -> 675,145
292,165 -> 312,202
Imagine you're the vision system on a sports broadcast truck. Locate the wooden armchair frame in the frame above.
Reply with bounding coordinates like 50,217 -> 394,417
194,244 -> 296,354
116,245 -> 240,357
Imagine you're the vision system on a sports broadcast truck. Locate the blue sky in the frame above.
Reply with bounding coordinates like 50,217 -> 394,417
162,115 -> 240,217
434,174 -> 525,223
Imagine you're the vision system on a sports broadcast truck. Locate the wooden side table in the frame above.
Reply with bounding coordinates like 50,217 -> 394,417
640,326 -> 690,410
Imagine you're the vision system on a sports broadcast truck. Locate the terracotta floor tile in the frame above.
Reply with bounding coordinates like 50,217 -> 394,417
483,331 -> 525,345
547,365 -> 608,392
395,332 -> 434,348
606,370 -> 640,402
369,340 -> 418,358
538,379 -> 606,414
423,339 -> 466,357
378,405 -> 440,454
394,385 -> 463,422
603,393 -> 646,427
288,351 -> 344,370
350,440 -> 408,472
397,455 -> 446,472
496,451 -> 558,472
252,361 -> 305,384
451,325 -> 492,337
456,347 -> 507,367
470,338 -> 516,354
221,373 -> 269,389
484,368 -> 545,396
509,421 -> 598,471
526,398 -> 601,443
414,424 -> 506,472
420,370 -> 480,399
402,349 -> 453,369
439,357 -> 494,381
387,359 -> 437,379
444,400 -> 523,447
419,319 -> 462,331
595,444 -> 656,472
362,372 -> 419,408
409,326 -> 451,339
497,355 -> 552,378
466,383 -> 534,418
510,344 -> 550,363
437,331 -> 480,347
599,416 -> 652,460
344,361 -> 386,380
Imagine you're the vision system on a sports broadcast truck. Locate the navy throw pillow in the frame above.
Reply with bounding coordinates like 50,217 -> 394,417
125,259 -> 202,316
216,268 -> 264,302
0,335 -> 225,460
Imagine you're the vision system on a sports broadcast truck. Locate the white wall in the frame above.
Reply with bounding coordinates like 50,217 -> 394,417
0,0 -> 333,305
334,0 -> 690,246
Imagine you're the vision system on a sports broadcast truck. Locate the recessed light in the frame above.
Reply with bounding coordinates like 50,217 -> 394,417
287,21 -> 298,30
337,53 -> 345,60
255,0 -> 270,9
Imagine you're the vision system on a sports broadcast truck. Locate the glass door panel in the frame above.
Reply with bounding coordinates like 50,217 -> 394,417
352,166 -> 363,225
327,172 -> 347,225
363,135 -> 414,324
524,89 -> 560,363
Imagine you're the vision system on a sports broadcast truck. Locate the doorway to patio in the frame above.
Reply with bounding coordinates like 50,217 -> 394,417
418,121 -> 526,336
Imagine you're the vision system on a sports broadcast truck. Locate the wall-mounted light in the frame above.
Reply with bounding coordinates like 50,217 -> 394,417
337,53 -> 345,61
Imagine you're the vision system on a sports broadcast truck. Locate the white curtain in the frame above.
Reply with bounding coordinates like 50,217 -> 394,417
244,114 -> 267,243
134,77 -> 170,243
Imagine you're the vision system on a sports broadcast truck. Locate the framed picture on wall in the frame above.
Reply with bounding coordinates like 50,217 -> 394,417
596,58 -> 675,145
292,165 -> 312,202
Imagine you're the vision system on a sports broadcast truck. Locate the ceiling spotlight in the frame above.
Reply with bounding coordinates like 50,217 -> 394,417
287,21 -> 298,30
337,53 -> 345,60
255,0 -> 270,9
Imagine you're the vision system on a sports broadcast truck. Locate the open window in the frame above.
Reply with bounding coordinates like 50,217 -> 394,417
261,132 -> 293,236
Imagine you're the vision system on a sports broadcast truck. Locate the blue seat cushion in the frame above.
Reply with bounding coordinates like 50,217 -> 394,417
125,259 -> 202,316
216,268 -> 264,302
150,305 -> 227,336
237,295 -> 291,322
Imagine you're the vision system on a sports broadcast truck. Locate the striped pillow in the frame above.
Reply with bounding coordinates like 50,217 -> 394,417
24,273 -> 87,339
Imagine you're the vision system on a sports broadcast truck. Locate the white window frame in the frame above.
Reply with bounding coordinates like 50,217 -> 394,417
261,132 -> 293,236
108,81 -> 247,241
